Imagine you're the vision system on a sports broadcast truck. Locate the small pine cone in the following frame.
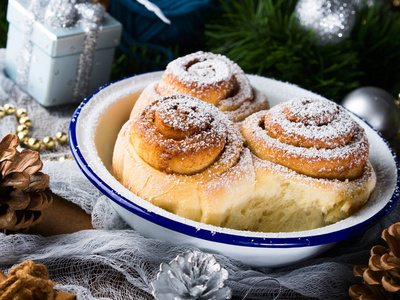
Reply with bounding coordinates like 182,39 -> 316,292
152,250 -> 232,300
0,134 -> 53,232
349,223 -> 400,299
0,260 -> 76,299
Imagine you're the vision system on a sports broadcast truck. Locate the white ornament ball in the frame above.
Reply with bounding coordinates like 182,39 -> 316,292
294,0 -> 357,46
341,86 -> 400,140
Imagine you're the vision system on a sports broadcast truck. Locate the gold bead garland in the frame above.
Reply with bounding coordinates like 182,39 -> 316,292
19,116 -> 32,128
55,131 -> 68,144
0,103 -> 68,151
4,103 -> 16,115
15,108 -> 27,119
16,124 -> 29,135
42,136 -> 55,149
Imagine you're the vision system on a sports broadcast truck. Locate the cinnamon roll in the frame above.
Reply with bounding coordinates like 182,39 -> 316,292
242,97 -> 370,180
115,95 -> 376,232
130,51 -> 269,122
239,97 -> 376,232
113,94 -> 256,225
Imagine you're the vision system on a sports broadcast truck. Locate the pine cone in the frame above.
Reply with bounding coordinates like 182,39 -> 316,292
349,222 -> 400,299
151,250 -> 232,300
0,134 -> 53,232
0,260 -> 76,299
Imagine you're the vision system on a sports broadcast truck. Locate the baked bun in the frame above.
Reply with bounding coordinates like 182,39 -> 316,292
113,94 -> 256,225
239,97 -> 376,232
114,93 -> 376,232
130,51 -> 269,122
242,97 -> 370,180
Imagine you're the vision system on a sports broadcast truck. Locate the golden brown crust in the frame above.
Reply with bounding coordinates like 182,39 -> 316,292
113,94 -> 256,224
241,97 -> 370,180
157,71 -> 233,106
130,51 -> 269,122
129,94 -> 242,175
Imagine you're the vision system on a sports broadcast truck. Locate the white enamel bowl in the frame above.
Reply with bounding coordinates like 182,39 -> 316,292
69,72 -> 400,267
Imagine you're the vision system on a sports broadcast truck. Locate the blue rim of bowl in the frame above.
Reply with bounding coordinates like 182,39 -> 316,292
69,73 -> 400,248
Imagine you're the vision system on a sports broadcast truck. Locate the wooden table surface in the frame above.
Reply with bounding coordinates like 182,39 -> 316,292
29,193 -> 93,236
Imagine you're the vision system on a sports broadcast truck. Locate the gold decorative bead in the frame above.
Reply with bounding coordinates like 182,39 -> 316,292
17,131 -> 29,141
4,103 -> 16,115
28,137 -> 41,151
16,124 -> 29,135
42,136 -> 55,150
19,116 -> 32,128
15,108 -> 28,119
55,131 -> 68,144
58,155 -> 73,161
0,106 -> 4,119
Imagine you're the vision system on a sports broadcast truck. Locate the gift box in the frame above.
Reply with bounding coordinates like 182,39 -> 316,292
5,0 -> 122,107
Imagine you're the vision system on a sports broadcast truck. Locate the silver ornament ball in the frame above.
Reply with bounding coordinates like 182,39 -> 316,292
294,0 -> 356,46
341,86 -> 400,140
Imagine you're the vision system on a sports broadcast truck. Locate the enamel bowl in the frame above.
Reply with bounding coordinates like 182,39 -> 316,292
69,72 -> 400,267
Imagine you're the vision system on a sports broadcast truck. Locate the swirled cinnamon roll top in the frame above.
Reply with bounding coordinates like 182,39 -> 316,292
130,94 -> 243,175
241,97 -> 370,180
130,51 -> 269,122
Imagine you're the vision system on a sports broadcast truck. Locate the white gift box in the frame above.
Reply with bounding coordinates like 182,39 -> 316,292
5,0 -> 122,107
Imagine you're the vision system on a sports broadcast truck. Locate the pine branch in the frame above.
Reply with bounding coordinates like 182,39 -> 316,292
0,1 -> 9,48
351,4 -> 400,95
204,0 -> 400,101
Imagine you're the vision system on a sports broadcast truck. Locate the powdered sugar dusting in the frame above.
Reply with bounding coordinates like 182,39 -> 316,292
286,97 -> 338,125
162,51 -> 261,117
268,97 -> 358,148
270,98 -> 367,159
217,70 -> 253,111
156,98 -> 213,134
254,153 -> 375,193
166,51 -> 234,87
242,97 -> 370,180
133,94 -> 244,176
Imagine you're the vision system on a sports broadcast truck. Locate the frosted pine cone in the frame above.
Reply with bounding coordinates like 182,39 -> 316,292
151,250 -> 232,300
0,134 -> 53,232
349,222 -> 400,299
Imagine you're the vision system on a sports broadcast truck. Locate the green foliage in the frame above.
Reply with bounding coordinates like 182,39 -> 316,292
204,0 -> 400,101
351,3 -> 400,96
110,45 -> 177,81
0,1 -> 9,48
111,39 -> 187,80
